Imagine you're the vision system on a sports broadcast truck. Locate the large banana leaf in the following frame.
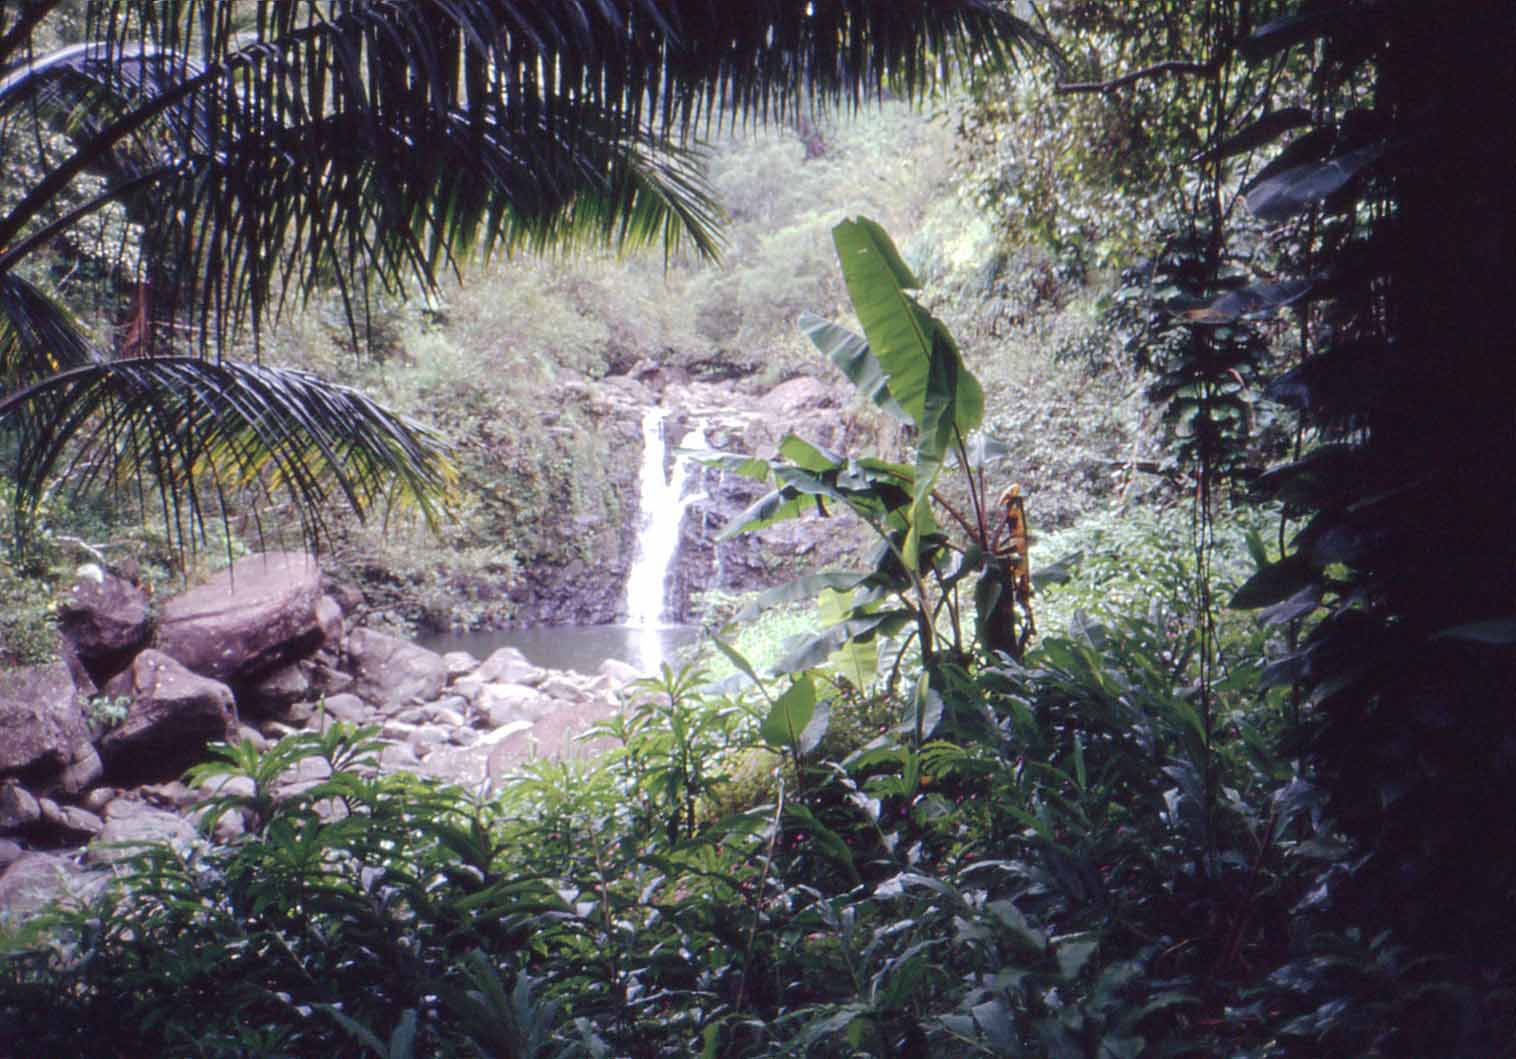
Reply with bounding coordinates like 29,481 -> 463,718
825,217 -> 984,568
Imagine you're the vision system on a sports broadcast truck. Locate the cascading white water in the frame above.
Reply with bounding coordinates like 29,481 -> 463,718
623,409 -> 705,660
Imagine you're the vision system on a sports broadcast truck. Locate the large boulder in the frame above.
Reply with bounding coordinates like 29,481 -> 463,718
0,663 -> 94,789
85,797 -> 198,865
0,851 -> 102,923
473,646 -> 546,686
346,628 -> 446,709
56,564 -> 153,687
237,663 -> 312,717
0,782 -> 41,835
101,650 -> 236,783
476,683 -> 555,727
156,552 -> 332,682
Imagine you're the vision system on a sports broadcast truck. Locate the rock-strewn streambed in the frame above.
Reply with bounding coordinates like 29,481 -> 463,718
0,552 -> 653,922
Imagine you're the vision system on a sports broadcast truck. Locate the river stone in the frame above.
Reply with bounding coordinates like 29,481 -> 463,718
56,565 -> 153,687
474,646 -> 545,686
283,700 -> 318,726
0,840 -> 22,871
38,798 -> 104,843
422,704 -> 466,728
0,662 -> 93,785
191,802 -> 246,844
86,799 -> 198,865
410,725 -> 453,752
194,773 -> 255,801
318,692 -> 372,725
101,650 -> 237,783
138,780 -> 197,811
273,755 -> 333,800
156,552 -> 329,682
414,742 -> 492,788
346,628 -> 446,708
442,651 -> 480,681
0,852 -> 101,922
599,657 -> 643,685
476,683 -> 553,727
56,744 -> 104,796
0,782 -> 41,834
300,655 -> 354,697
79,787 -> 116,815
486,698 -> 623,780
538,672 -> 592,702
434,693 -> 471,715
415,721 -> 532,788
382,720 -> 420,742
236,725 -> 270,752
379,742 -> 420,771
449,676 -> 488,706
238,663 -> 311,717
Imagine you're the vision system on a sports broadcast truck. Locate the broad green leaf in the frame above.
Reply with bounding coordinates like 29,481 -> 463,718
1193,107 -> 1313,162
1244,142 -> 1385,223
827,219 -> 981,568
719,485 -> 820,539
785,803 -> 859,883
684,448 -> 772,481
798,697 -> 831,755
830,217 -> 983,439
817,586 -> 856,625
773,610 -> 911,675
1230,553 -> 1314,609
828,636 -> 879,687
761,674 -> 817,748
900,678 -> 945,741
1056,936 -> 1099,980
709,630 -> 770,702
736,572 -> 870,621
971,998 -> 1016,1052
798,311 -> 910,424
778,433 -> 844,472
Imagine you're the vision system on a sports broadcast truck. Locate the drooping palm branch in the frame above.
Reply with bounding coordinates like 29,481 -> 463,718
0,1 -> 1038,554
0,355 -> 454,547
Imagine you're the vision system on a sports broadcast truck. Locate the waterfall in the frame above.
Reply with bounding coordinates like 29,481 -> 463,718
624,408 -> 705,642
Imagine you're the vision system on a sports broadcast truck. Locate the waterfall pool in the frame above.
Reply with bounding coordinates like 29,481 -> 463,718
423,407 -> 710,677
419,623 -> 703,677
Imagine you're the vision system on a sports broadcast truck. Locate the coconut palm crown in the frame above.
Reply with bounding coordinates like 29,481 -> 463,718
0,0 -> 1036,554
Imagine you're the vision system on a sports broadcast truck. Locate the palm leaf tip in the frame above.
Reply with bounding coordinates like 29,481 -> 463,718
1,357 -> 457,554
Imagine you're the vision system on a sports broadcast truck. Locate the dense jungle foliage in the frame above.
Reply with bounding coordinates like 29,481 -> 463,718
3,1 -> 1514,1055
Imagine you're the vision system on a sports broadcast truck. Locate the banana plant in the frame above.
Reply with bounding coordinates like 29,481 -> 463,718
693,218 -> 1034,739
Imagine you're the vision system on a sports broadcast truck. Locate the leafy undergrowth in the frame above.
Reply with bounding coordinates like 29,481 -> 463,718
0,576 -> 1472,1057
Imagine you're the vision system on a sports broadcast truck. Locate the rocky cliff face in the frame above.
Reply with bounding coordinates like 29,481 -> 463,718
426,366 -> 885,632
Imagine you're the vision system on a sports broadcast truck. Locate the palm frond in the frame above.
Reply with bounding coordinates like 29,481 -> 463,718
0,274 -> 101,386
4,2 -> 1040,348
0,356 -> 456,552
0,1 -> 1033,555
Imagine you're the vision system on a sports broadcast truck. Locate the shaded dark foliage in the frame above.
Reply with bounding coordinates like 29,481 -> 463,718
1223,2 -> 1516,1026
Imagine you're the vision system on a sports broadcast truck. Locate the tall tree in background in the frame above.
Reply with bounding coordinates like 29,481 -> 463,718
0,1 -> 1035,553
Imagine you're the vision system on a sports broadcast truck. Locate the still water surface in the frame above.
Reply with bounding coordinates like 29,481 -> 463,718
419,623 -> 702,676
